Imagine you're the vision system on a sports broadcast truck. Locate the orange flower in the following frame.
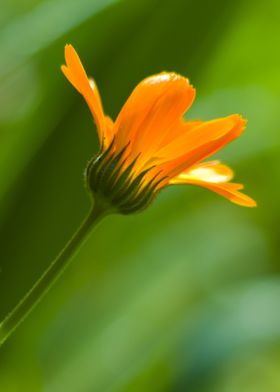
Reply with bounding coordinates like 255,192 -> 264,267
61,44 -> 256,214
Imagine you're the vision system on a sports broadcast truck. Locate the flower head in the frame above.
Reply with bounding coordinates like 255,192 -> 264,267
61,44 -> 256,214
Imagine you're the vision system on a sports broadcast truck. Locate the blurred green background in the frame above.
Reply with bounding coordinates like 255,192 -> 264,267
0,0 -> 279,390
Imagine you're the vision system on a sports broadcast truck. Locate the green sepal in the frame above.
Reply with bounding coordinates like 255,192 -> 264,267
85,145 -> 162,215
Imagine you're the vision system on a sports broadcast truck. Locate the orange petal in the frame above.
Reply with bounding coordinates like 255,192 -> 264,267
169,161 -> 256,207
113,72 -> 196,164
199,182 -> 256,207
157,114 -> 246,180
157,114 -> 245,161
104,115 -> 115,147
156,118 -> 203,153
171,161 -> 234,184
61,44 -> 110,147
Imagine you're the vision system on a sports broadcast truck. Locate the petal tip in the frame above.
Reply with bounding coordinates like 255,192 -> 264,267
64,43 -> 73,50
64,43 -> 73,56
247,199 -> 257,208
235,113 -> 247,127
60,64 -> 67,76
226,114 -> 247,138
232,192 -> 257,208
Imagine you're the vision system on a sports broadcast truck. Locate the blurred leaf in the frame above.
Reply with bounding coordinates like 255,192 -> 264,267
0,0 -> 120,79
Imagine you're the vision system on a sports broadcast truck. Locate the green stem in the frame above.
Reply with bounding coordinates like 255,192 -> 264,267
0,200 -> 109,347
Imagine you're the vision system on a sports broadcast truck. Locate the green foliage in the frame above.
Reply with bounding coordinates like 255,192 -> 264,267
0,0 -> 279,390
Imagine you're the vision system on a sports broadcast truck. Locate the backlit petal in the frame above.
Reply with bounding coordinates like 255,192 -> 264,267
157,115 -> 245,161
198,182 -> 256,207
113,72 -> 196,165
169,161 -> 256,207
61,45 -> 109,147
157,114 -> 246,180
178,161 -> 234,183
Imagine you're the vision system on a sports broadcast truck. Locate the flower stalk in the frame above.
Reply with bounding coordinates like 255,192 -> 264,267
0,199 -> 109,347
